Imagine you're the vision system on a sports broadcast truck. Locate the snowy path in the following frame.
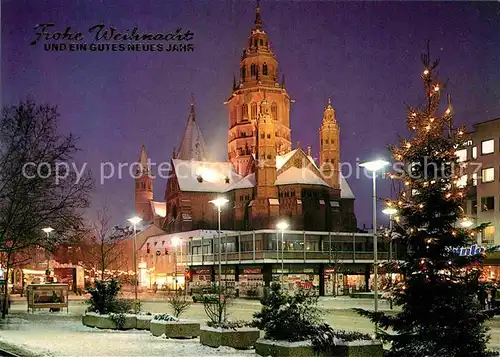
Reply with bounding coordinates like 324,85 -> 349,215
0,316 -> 258,357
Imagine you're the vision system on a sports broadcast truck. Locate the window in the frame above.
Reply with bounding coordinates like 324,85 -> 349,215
482,167 -> 494,183
457,175 -> 467,188
251,102 -> 257,121
481,196 -> 494,211
472,146 -> 477,159
455,149 -> 467,162
250,63 -> 256,76
263,63 -> 268,76
481,139 -> 494,155
271,102 -> 277,120
241,103 -> 248,121
260,39 -> 263,46
267,134 -> 271,139
483,226 -> 495,243
472,173 -> 478,186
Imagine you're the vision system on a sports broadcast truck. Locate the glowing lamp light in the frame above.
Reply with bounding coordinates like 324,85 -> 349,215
434,85 -> 440,92
382,207 -> 398,215
445,108 -> 451,114
359,159 -> 390,172
411,112 -> 417,117
42,227 -> 54,234
276,221 -> 289,230
127,216 -> 142,225
423,69 -> 429,75
209,197 -> 229,208
460,219 -> 473,228
172,237 -> 181,246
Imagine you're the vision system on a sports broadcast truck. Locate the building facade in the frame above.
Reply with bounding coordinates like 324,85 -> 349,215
134,4 -> 382,296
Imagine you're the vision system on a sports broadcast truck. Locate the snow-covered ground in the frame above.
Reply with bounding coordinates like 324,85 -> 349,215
0,315 -> 258,357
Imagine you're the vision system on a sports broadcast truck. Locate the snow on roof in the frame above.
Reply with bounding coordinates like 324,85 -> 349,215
275,166 -> 329,187
340,174 -> 355,199
306,155 -> 319,169
150,201 -> 166,217
276,149 -> 298,169
224,173 -> 255,191
173,159 -> 242,193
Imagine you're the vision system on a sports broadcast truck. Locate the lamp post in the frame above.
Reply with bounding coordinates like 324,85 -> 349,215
360,159 -> 390,330
172,237 -> 181,292
209,197 -> 229,321
127,216 -> 142,313
276,221 -> 289,285
382,207 -> 398,310
42,227 -> 54,282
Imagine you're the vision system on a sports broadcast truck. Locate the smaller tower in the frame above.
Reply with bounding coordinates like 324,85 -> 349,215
135,145 -> 154,222
319,99 -> 340,189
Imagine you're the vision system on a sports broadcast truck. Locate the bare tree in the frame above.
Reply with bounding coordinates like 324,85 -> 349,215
82,206 -> 130,281
0,99 -> 94,318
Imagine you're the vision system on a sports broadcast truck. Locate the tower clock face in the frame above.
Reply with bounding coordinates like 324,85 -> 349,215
244,93 -> 252,103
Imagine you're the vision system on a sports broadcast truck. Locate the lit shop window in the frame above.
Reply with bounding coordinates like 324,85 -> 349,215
472,146 -> 477,159
481,168 -> 494,183
483,226 -> 495,244
481,139 -> 494,155
472,173 -> 477,186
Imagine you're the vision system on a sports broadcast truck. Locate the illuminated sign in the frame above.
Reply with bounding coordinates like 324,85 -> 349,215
451,244 -> 485,257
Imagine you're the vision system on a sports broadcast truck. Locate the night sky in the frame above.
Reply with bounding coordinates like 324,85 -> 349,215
2,0 -> 500,229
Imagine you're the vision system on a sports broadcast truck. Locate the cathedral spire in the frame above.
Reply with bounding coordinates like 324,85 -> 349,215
255,0 -> 263,29
138,144 -> 151,176
322,98 -> 336,123
177,95 -> 208,161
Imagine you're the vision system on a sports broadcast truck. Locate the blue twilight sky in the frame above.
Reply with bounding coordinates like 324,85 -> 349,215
2,0 -> 500,229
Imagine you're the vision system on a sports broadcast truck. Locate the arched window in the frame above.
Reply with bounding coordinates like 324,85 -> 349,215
271,102 -> 278,120
251,102 -> 258,121
263,63 -> 268,76
260,39 -> 264,46
241,66 -> 246,80
241,103 -> 248,121
250,64 -> 256,76
141,182 -> 145,189
172,205 -> 178,219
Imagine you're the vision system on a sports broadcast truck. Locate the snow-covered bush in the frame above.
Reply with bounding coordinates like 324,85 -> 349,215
206,320 -> 252,330
152,313 -> 178,322
252,283 -> 321,342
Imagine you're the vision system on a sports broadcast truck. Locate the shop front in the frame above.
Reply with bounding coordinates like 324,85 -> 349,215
322,264 -> 369,296
239,267 -> 264,298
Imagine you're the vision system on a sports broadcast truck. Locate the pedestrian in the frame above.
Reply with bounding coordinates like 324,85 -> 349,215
478,285 -> 486,310
491,285 -> 497,310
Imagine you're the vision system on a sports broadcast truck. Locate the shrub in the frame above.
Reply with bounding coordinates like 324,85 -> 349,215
207,320 -> 252,330
203,283 -> 231,324
310,323 -> 374,355
252,283 -> 321,342
86,279 -> 121,314
109,312 -> 126,330
168,292 -> 191,318
153,313 -> 178,322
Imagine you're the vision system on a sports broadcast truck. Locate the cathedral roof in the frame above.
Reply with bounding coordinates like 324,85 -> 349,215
275,167 -> 329,187
176,96 -> 207,161
150,201 -> 166,218
171,154 -> 355,198
172,159 -> 242,193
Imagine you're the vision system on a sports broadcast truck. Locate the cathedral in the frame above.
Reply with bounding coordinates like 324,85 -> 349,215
134,3 -> 357,234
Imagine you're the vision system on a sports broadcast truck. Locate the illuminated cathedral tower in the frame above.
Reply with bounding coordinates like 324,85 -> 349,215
319,99 -> 340,190
226,3 -> 292,177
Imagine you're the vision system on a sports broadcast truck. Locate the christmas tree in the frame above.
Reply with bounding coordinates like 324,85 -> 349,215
357,45 -> 494,357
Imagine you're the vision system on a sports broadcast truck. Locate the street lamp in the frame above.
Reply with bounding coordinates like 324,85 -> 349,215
276,221 -> 289,285
209,197 -> 229,320
42,227 -> 54,282
172,237 -> 181,292
360,159 -> 390,328
127,216 -> 142,313
382,207 -> 398,310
